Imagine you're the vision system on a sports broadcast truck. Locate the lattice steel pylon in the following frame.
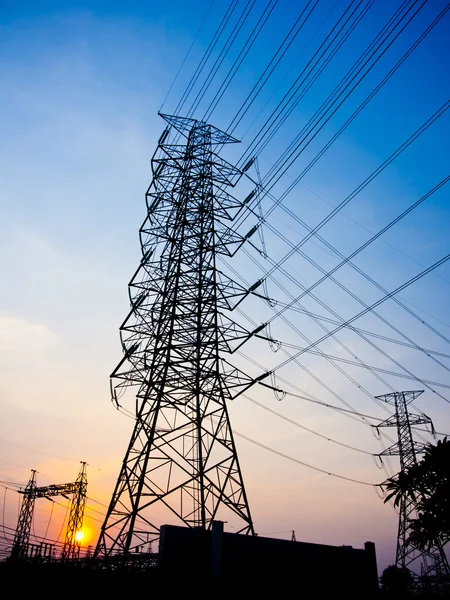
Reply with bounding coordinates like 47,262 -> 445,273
10,469 -> 37,560
62,461 -> 88,560
95,114 -> 260,558
10,463 -> 88,560
376,390 -> 449,585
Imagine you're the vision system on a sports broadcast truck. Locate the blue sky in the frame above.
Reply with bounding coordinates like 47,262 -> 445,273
1,0 -> 449,573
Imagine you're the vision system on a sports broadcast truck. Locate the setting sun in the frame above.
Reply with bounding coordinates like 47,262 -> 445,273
75,531 -> 85,542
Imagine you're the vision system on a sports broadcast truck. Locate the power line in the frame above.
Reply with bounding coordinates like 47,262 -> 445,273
185,0 -> 257,119
228,250 -> 406,423
237,0 -> 372,164
258,383 -> 386,422
262,302 -> 450,359
265,175 -> 450,326
254,0 -> 424,179
244,193 -> 450,400
245,395 -> 378,455
233,244 -> 430,418
234,428 -> 379,486
203,0 -> 279,121
266,1 -> 450,193
233,231 -> 450,410
272,251 -> 450,374
173,0 -> 240,116
0,438 -> 79,464
259,98 -> 450,280
160,0 -> 217,112
226,0 -> 320,134
277,344 -> 450,390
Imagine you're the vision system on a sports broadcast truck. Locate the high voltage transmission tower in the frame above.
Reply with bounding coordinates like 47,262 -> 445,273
95,114 -> 266,558
11,462 -> 88,560
11,469 -> 37,560
376,391 -> 449,587
62,461 -> 88,560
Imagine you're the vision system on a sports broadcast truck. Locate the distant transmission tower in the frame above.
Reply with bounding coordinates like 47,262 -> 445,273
11,469 -> 37,560
95,114 -> 261,558
61,461 -> 88,560
376,390 -> 449,584
10,462 -> 88,560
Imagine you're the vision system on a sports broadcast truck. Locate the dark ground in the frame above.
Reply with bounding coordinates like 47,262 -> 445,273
2,560 -> 447,599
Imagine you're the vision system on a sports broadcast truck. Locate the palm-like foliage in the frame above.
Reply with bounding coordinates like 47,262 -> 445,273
382,438 -> 450,550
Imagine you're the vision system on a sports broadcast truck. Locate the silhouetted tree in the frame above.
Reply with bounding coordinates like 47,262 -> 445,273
383,437 -> 450,550
380,564 -> 413,594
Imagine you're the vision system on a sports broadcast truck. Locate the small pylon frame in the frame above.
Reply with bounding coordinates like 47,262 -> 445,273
10,469 -> 37,560
95,114 -> 261,558
61,462 -> 88,559
376,391 -> 449,583
11,462 -> 88,560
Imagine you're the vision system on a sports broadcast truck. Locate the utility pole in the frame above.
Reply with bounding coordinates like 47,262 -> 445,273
376,390 -> 449,587
95,114 -> 260,558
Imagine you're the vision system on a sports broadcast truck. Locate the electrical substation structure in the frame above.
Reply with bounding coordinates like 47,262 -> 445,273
11,462 -> 88,561
376,391 -> 449,587
95,114 -> 264,559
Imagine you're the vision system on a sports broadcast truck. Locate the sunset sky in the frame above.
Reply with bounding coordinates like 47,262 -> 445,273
1,0 -> 449,574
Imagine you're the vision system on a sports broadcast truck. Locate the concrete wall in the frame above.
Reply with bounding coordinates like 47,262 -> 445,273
159,523 -> 379,596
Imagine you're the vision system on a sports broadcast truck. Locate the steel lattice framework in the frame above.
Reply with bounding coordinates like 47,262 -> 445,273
11,462 -> 88,560
11,470 -> 37,560
95,114 -> 262,558
376,391 -> 449,583
62,462 -> 88,560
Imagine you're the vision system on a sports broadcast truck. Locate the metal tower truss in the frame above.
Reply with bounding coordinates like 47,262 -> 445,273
376,391 -> 449,583
11,463 -> 88,561
95,114 -> 267,558
11,469 -> 37,560
61,462 -> 88,560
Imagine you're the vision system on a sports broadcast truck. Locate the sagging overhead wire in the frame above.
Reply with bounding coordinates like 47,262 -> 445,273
271,251 -> 450,377
251,0 -> 425,178
231,234 -> 448,419
185,0 -> 258,119
234,338 -> 396,438
227,249 -> 411,424
203,0 -> 279,122
234,428 -> 380,486
277,343 -> 450,390
248,234 -> 450,403
244,395 -> 377,455
236,0 -> 373,164
258,175 -> 450,364
111,398 -> 380,487
233,109 -> 450,397
257,183 -> 450,352
263,1 -> 450,193
257,383 -> 383,422
258,98 -> 450,282
242,240 -> 450,406
231,267 -> 397,421
229,0 -> 448,239
232,266 -> 436,465
226,0 -> 321,134
159,0 -> 217,113
234,212 -> 450,425
264,303 -> 450,361
229,220 -> 450,420
173,0 -> 240,117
